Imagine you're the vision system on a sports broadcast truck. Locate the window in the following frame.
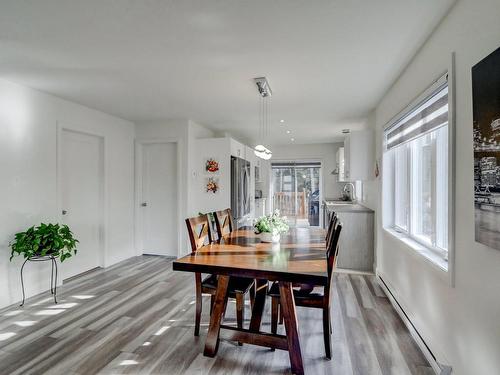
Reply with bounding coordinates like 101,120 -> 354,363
383,74 -> 450,265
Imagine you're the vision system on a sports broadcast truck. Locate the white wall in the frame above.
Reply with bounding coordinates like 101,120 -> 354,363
135,120 -> 215,256
188,120 -> 217,215
369,1 -> 500,374
192,138 -> 231,216
0,78 -> 135,309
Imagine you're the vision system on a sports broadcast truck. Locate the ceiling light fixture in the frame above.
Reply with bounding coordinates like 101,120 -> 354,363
280,119 -> 285,123
291,138 -> 295,142
286,130 -> 291,134
254,77 -> 273,160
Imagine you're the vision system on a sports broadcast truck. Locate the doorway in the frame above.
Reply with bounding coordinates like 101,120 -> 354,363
271,161 -> 322,227
138,142 -> 178,256
60,129 -> 104,280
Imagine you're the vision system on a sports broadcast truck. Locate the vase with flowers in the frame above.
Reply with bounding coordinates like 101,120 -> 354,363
254,210 -> 289,243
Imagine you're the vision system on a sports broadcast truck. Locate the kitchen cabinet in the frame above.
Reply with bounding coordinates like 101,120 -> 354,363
337,129 -> 374,181
230,139 -> 246,159
246,146 -> 256,218
245,146 -> 256,165
254,157 -> 263,183
323,201 -> 374,271
255,198 -> 266,217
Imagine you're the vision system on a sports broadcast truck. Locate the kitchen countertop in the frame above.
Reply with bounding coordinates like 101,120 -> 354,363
323,200 -> 374,213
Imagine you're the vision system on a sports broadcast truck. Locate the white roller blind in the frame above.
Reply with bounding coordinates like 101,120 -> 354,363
385,78 -> 449,150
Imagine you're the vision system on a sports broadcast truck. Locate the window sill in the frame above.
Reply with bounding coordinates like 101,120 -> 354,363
383,227 -> 449,273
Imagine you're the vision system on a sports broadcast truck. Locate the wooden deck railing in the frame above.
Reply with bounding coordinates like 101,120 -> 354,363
273,192 -> 308,219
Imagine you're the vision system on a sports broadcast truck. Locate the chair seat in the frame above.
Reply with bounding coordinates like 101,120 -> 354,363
267,281 -> 324,300
202,274 -> 254,295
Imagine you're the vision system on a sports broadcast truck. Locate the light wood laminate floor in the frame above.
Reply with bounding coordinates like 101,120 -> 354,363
0,256 -> 432,375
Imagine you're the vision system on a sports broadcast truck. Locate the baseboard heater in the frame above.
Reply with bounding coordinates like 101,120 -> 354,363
377,275 -> 452,375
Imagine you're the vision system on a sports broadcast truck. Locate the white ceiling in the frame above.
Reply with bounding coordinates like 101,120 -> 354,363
0,0 -> 455,145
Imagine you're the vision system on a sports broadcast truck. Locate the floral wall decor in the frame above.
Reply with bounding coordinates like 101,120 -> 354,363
206,158 -> 219,173
206,177 -> 219,194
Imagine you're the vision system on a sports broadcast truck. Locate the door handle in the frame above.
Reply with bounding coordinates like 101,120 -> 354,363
141,202 -> 148,207
62,210 -> 68,215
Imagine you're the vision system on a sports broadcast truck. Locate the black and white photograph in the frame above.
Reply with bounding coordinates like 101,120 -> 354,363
473,46 -> 500,250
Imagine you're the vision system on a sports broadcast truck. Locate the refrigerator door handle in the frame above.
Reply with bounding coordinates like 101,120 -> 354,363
243,165 -> 249,214
242,167 -> 246,211
231,157 -> 239,221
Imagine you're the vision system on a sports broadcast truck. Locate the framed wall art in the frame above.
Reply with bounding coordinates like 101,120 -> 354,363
472,46 -> 500,250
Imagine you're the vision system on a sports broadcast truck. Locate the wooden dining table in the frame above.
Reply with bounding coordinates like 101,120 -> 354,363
173,227 -> 328,375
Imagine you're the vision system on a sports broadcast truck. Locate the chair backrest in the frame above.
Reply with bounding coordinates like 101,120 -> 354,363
326,222 -> 342,279
213,208 -> 234,239
325,212 -> 335,240
325,213 -> 338,249
185,214 -> 213,252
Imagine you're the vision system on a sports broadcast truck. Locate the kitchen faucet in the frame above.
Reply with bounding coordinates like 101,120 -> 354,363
343,182 -> 356,202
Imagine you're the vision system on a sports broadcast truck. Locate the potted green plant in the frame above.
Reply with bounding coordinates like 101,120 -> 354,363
10,223 -> 79,262
254,210 -> 289,243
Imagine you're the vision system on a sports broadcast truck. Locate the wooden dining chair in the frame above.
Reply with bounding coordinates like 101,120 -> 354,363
326,213 -> 338,249
186,214 -> 255,337
268,219 -> 342,359
326,211 -> 336,242
213,208 -> 235,239
293,213 -> 338,296
213,208 -> 256,316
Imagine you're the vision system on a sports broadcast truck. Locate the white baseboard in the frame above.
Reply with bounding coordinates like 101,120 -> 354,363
376,274 -> 452,375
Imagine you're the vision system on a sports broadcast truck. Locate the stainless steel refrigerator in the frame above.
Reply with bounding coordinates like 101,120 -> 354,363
231,156 -> 251,227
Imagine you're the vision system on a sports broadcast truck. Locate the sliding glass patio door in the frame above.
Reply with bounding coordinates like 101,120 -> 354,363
271,162 -> 321,227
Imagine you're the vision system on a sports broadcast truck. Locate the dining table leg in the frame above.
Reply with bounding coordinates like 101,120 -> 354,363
204,275 -> 230,357
279,281 -> 304,375
249,279 -> 267,332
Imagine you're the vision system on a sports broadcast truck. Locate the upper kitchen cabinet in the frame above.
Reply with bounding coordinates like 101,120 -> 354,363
230,139 -> 246,159
337,129 -> 374,181
245,145 -> 256,165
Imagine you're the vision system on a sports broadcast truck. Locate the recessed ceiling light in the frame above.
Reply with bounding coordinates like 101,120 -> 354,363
291,138 -> 295,142
280,119 -> 285,123
286,130 -> 291,134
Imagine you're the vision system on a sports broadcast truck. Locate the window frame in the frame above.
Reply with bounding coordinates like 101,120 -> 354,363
393,143 -> 410,233
408,132 -> 447,259
382,70 -> 455,278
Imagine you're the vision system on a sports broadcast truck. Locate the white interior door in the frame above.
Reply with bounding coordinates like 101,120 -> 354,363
141,142 -> 178,256
61,129 -> 104,280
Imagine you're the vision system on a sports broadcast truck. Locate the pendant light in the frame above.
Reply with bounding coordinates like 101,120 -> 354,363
253,77 -> 272,160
